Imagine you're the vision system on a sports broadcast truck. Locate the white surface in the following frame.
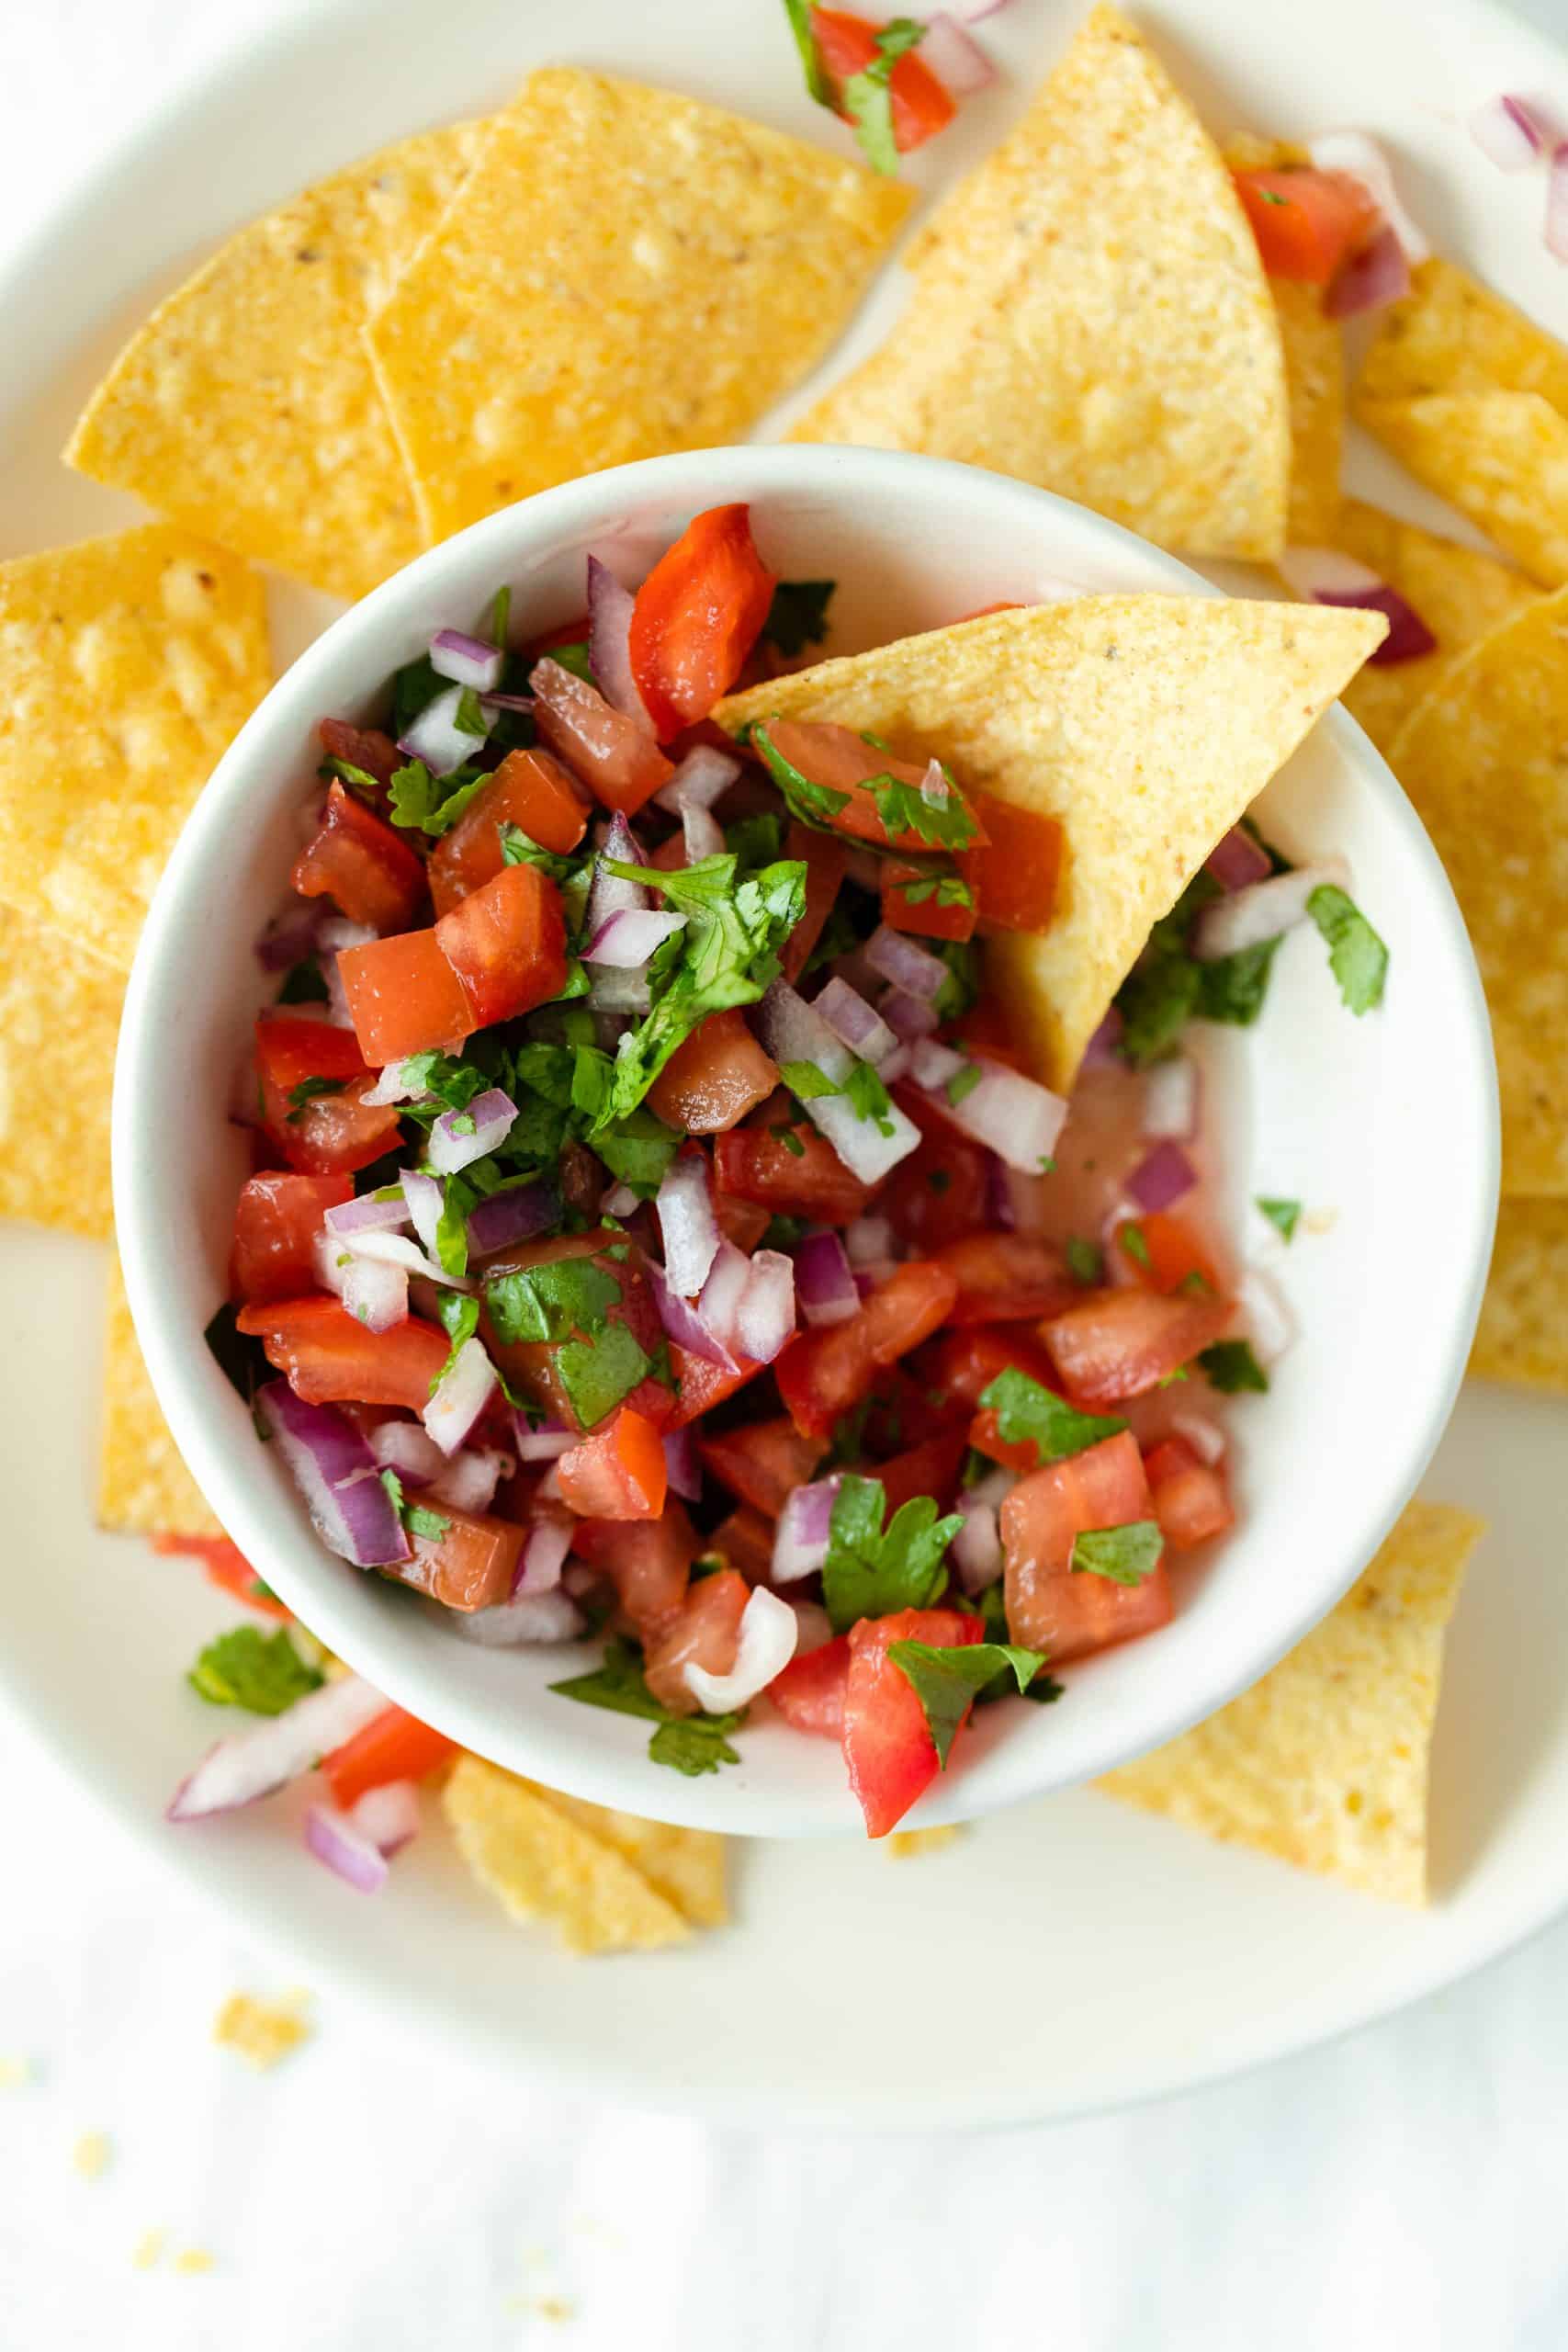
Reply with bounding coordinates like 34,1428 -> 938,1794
4,0 -> 1568,2345
117,438 -> 1495,1834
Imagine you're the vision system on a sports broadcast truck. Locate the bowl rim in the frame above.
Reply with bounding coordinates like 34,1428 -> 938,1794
113,440 -> 1500,1836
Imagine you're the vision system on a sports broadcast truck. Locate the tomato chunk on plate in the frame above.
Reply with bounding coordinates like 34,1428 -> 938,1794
628,503 -> 775,743
1040,1286 -> 1232,1409
1000,1430 -> 1171,1664
1232,166 -> 1381,284
810,7 -> 957,153
697,1415 -> 828,1517
842,1607 -> 984,1838
323,1703 -> 458,1807
337,927 -> 471,1066
556,1407 -> 668,1521
427,747 -> 586,914
230,1170 -> 353,1303
236,1296 -> 450,1411
291,779 -> 426,932
434,860 -> 568,1030
1144,1437 -> 1235,1550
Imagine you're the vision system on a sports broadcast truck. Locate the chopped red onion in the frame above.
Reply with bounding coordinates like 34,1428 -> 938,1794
649,1260 -> 739,1370
1325,224 -> 1410,318
1205,826 -> 1273,893
1190,858 -> 1350,962
685,1586 -> 798,1713
985,1149 -> 1017,1233
304,1801 -> 389,1894
1169,1410 -> 1226,1466
257,1380 -> 410,1566
844,1215 -> 894,1266
255,900 -> 326,972
952,1494 -> 1002,1594
1082,1008 -> 1124,1069
1142,1054 -> 1200,1143
773,1476 -> 840,1583
1305,129 -> 1430,264
1468,92 -> 1559,172
478,689 -> 536,718
795,1228 -> 860,1327
586,555 -> 655,727
421,1336 -> 497,1455
324,1190 -> 410,1240
914,10 -> 995,94
452,1589 -> 585,1645
168,1672 -> 387,1822
368,1419 -> 445,1487
466,1182 -> 557,1259
657,1153 -> 720,1296
920,1052 -> 1068,1173
585,906 -> 687,966
654,743 -> 741,816
864,924 -> 949,1003
429,1445 -> 512,1515
430,628 -> 504,695
815,976 -> 899,1066
879,986 -> 941,1044
365,1057 -> 432,1108
398,682 -> 486,776
909,1036 -> 964,1090
682,803 -> 725,863
1278,549 -> 1436,665
1126,1140 -> 1198,1214
1237,1266 -> 1293,1366
400,1169 -> 444,1256
1550,142 -> 1568,264
754,978 -> 920,1187
514,1514 -> 573,1595
662,1425 -> 702,1502
513,1413 -> 575,1463
348,1779 -> 421,1859
427,1089 -> 516,1175
736,1249 -> 796,1364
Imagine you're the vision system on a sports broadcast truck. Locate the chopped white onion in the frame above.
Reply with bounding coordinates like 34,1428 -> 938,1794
348,1779 -> 421,1859
426,1089 -> 517,1174
754,978 -> 920,1187
1468,91 -> 1555,171
736,1249 -> 796,1364
952,1494 -> 1002,1594
815,976 -> 899,1067
369,1419 -> 446,1486
365,1057 -> 434,1108
398,682 -> 486,777
514,1514 -> 573,1595
844,1215 -> 894,1266
1237,1267 -> 1294,1368
313,1229 -> 409,1333
421,1335 -> 497,1455
304,1801 -> 389,1894
654,744 -> 741,816
1190,858 -> 1349,962
914,10 -> 995,95
682,802 -> 726,863
921,1053 -> 1068,1173
400,1168 -> 444,1256
684,1586 -> 799,1713
656,1153 -> 721,1296
1142,1055 -> 1200,1143
428,1445 -> 512,1515
773,1476 -> 840,1583
451,1589 -> 585,1645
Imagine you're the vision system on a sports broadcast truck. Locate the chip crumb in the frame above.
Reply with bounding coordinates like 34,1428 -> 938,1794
212,1989 -> 313,2070
1302,1207 -> 1339,1237
174,2248 -> 215,2277
442,1757 -> 698,1955
0,2054 -> 31,2089
887,1825 -> 964,1858
131,2228 -> 167,2271
72,2131 -> 111,2180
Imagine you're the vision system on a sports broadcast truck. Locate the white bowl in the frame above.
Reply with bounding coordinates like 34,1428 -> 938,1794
114,442 -> 1497,1837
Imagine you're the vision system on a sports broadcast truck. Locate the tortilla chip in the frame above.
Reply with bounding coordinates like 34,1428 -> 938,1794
1386,584 -> 1568,1194
1100,1500 -> 1484,1903
441,1756 -> 692,1954
1470,1197 -> 1568,1395
1224,138 -> 1344,544
366,71 -> 910,545
789,6 -> 1290,561
64,126 -> 486,600
0,907 -> 121,1236
886,1825 -> 964,1859
1355,260 -> 1568,587
212,1989 -> 312,2071
1327,499 -> 1538,755
0,526 -> 269,970
716,595 -> 1384,1091
527,1789 -> 727,1928
100,1251 -> 220,1537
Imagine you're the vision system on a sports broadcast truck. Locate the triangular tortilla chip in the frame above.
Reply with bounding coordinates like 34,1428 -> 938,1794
442,1757 -> 692,1955
1470,1198 -> 1568,1395
1099,1500 -> 1484,1904
531,1789 -> 727,1928
1386,583 -> 1568,1194
1224,138 -> 1344,544
0,526 -> 269,969
0,907 -> 121,1238
101,1252 -> 221,1538
366,71 -> 911,546
788,5 -> 1290,561
716,596 -> 1383,1091
1326,500 -> 1538,755
65,125 -> 486,599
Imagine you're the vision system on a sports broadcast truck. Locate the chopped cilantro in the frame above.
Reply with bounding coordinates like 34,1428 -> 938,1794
592,1107 -> 681,1193
550,1635 -> 743,1776
432,1292 -> 480,1393
318,754 -> 382,801
778,1058 -> 840,1102
1257,1195 -> 1302,1243
1196,1338 -> 1269,1394
452,684 -> 490,740
726,809 -> 786,870
390,650 -> 444,736
771,1121 -> 807,1157
1070,1521 -> 1163,1584
499,820 -> 584,887
1308,884 -> 1389,1014
284,1074 -> 345,1122
406,1500 -> 454,1543
870,773 -> 978,853
751,720 -> 851,828
763,1213 -> 809,1251
886,1640 -> 1047,1765
186,1626 -> 322,1715
1066,1236 -> 1103,1286
535,640 -> 594,685
556,1320 -> 652,1428
1180,1269 -> 1214,1296
387,757 -> 491,838
1118,1222 -> 1151,1271
484,1257 -> 621,1347
276,959 -> 328,1006
762,577 -> 835,657
945,1061 -> 981,1109
779,0 -> 831,107
892,864 -> 974,910
820,1474 -> 962,1634
931,938 -> 980,1023
841,17 -> 929,174
978,1367 -> 1126,1464
829,1396 -> 874,1467
1195,936 -> 1281,1027
840,1059 -> 894,1134
649,1718 -> 744,1775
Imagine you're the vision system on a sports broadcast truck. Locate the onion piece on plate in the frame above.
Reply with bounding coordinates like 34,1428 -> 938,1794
1277,549 -> 1436,666
303,1800 -> 390,1894
168,1673 -> 388,1823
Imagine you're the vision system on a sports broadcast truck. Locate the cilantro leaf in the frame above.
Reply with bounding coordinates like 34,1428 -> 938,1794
870,773 -> 978,853
556,1321 -> 652,1428
841,17 -> 929,174
843,1059 -> 897,1134
751,720 -> 852,829
821,1474 -> 962,1634
1070,1521 -> 1163,1585
318,755 -> 383,801
533,640 -> 593,686
387,758 -> 491,838
186,1626 -> 322,1715
726,809 -> 786,870
276,959 -> 329,1005
945,1061 -> 981,1109
978,1367 -> 1126,1464
432,1292 -> 480,1393
779,0 -> 831,106
499,820 -> 585,888
1257,1195 -> 1302,1243
484,1257 -> 621,1347
592,1107 -> 680,1193
1308,883 -> 1389,1014
1119,1222 -> 1151,1271
761,577 -> 835,656
886,1640 -> 1047,1766
778,1058 -> 840,1102
892,862 -> 974,910
1194,936 -> 1281,1027
1116,954 -> 1201,1067
391,651 -> 444,736
550,1636 -> 744,1776
285,1074 -> 345,1122
1196,1338 -> 1269,1394
1066,1236 -> 1103,1285
649,1718 -> 743,1776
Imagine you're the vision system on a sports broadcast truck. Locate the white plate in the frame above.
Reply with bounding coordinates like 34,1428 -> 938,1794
3,0 -> 1567,2130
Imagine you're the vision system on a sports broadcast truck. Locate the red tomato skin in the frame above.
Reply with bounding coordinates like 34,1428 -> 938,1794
935,1233 -> 1077,1326
434,861 -> 568,1030
879,862 -> 977,943
236,1296 -> 450,1411
1040,1288 -> 1232,1409
714,1191 -> 772,1254
647,1008 -> 779,1134
666,1345 -> 767,1429
389,1506 -> 524,1611
230,1171 -> 352,1303
643,1567 -> 751,1713
842,1607 -> 984,1838
752,718 -> 987,853
152,1533 -> 291,1619
961,795 -> 1063,935
713,1120 -> 873,1227
479,1229 -> 666,1434
711,1503 -> 777,1583
290,780 -> 426,932
1232,167 -> 1381,283
768,1634 -> 852,1736
253,1016 -> 402,1175
809,7 -> 958,153
1144,1437 -> 1235,1550
775,1261 -> 959,1440
869,1427 -> 968,1518
322,1704 -> 458,1807
337,928 -> 472,1066
556,1408 -> 668,1521
697,1416 -> 829,1517
882,1125 -> 991,1253
628,504 -> 776,742
934,1324 -> 1056,1413
1001,1430 -> 1172,1664
428,747 -> 587,913
570,1506 -> 698,1638
1114,1211 -> 1227,1299
532,658 -> 674,815
781,824 -> 849,984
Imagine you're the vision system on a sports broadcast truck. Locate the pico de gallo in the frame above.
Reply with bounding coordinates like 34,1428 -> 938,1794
200,501 -> 1383,1839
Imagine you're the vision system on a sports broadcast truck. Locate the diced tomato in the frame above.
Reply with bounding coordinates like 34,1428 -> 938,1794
519,614 -> 591,664
322,1703 -> 458,1808
935,1233 -> 1077,1326
776,1260 -> 959,1438
1114,1211 -> 1226,1300
780,823 -> 849,984
932,1323 -> 1056,1414
879,859 -> 977,942
751,718 -> 987,854
881,1124 -> 990,1253
290,780 -> 426,932
666,1344 -> 767,1428
643,1566 -> 750,1714
870,1427 -> 967,1517
152,1532 -> 290,1619
647,1009 -> 779,1133
385,1504 -> 524,1611
648,832 -> 688,872
236,1296 -> 450,1410
951,990 -> 1021,1066
713,1192 -> 772,1253
627,504 -> 775,742
570,1506 -> 698,1637
714,1118 -> 873,1227
427,747 -> 586,914
557,1407 -> 667,1521
698,1416 -> 827,1516
229,1170 -> 352,1303
857,1363 -> 964,1455
253,1015 -> 402,1176
841,1606 -> 983,1838
1040,1287 -> 1231,1409
1232,166 -> 1381,285
961,795 -> 1063,935
810,8 -> 957,154
336,928 -> 471,1066
532,657 -> 673,815
1000,1430 -> 1171,1664
319,716 -> 400,792
1144,1437 -> 1235,1551
434,861 -> 567,1031
479,1228 -> 665,1431
768,1633 -> 852,1736
711,1504 -> 777,1583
